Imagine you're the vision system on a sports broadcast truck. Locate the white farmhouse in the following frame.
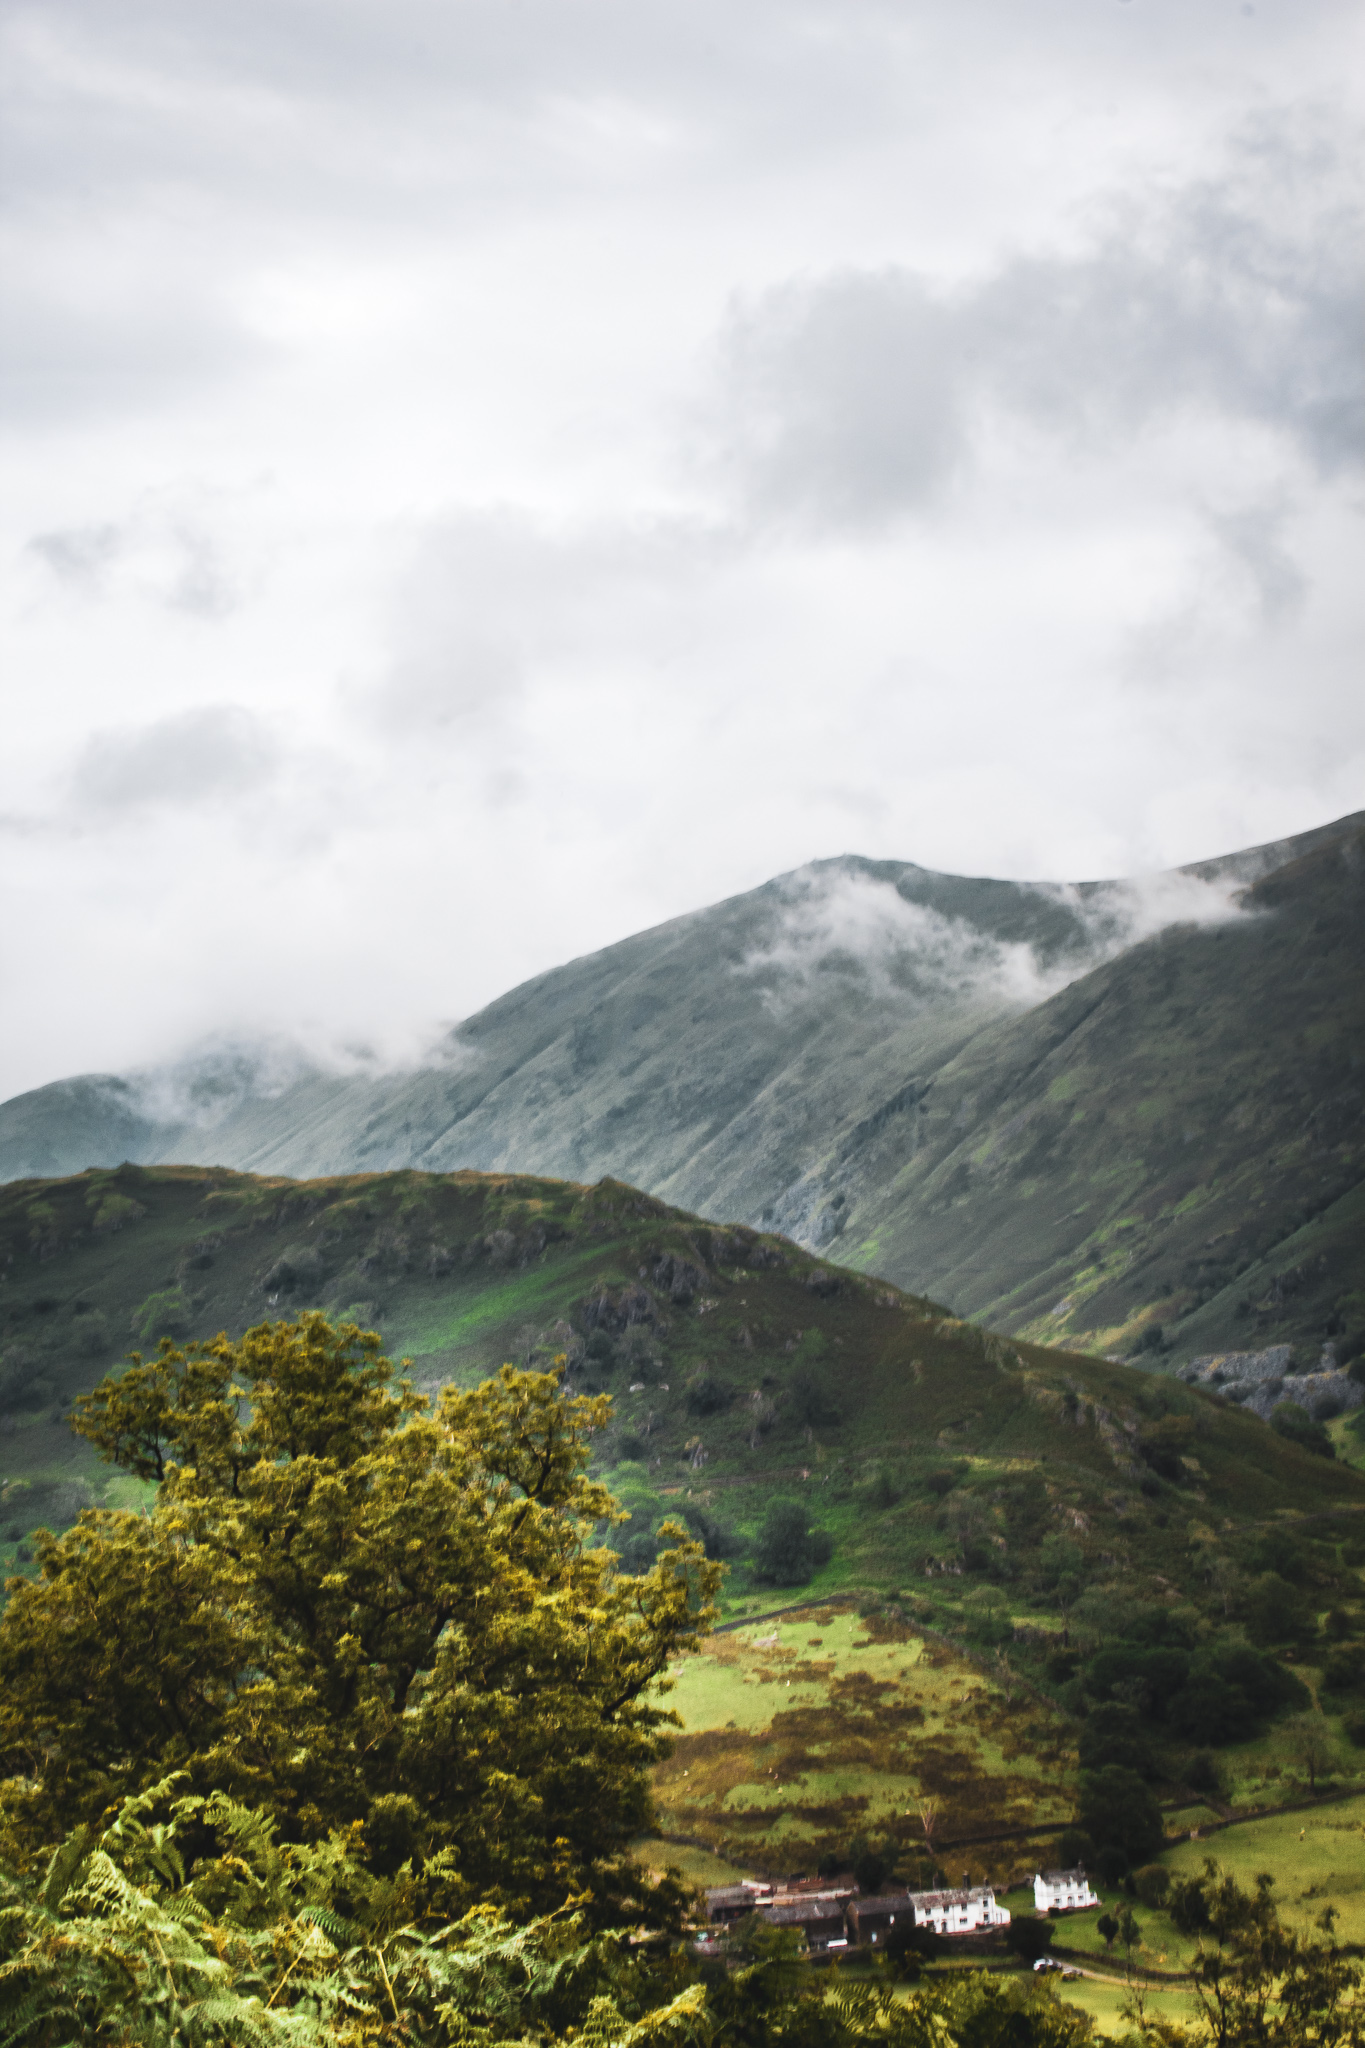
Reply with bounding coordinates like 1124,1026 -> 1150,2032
908,1886 -> 1011,1936
1033,1867 -> 1098,1914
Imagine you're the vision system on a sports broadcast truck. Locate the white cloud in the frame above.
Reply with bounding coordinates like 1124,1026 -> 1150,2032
703,116 -> 1364,532
0,0 -> 1361,1100
71,706 -> 275,811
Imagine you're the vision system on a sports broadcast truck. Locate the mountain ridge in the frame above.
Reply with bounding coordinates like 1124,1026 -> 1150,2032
3,811 -> 1362,1368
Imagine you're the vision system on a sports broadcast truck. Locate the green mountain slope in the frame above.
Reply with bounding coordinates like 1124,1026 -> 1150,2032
845,825 -> 1365,1365
4,1159 -> 1361,1573
2,813 -> 1360,1366
4,1162 -> 1364,1875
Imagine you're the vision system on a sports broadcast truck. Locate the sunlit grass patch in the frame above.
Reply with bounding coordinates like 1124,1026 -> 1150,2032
1163,1795 -> 1365,1948
1056,1975 -> 1198,2039
654,1608 -> 1077,1876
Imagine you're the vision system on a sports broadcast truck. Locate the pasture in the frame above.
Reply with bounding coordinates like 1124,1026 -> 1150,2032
651,1604 -> 1077,1881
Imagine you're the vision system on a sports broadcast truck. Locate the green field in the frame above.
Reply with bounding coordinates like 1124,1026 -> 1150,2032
652,1604 -> 1076,1882
1164,1794 -> 1365,1948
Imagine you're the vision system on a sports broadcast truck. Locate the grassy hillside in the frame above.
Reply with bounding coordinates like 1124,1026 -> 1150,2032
3,1160 -> 1365,1886
847,824 -> 1365,1366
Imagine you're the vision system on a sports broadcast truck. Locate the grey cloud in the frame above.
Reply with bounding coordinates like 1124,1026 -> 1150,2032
27,507 -> 240,615
27,524 -> 121,589
1206,502 -> 1309,627
361,507 -> 728,738
72,706 -> 275,812
706,119 -> 1364,528
0,279 -> 271,430
711,272 -> 963,525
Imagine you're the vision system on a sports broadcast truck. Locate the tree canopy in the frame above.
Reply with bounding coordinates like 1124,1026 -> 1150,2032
0,1315 -> 720,1916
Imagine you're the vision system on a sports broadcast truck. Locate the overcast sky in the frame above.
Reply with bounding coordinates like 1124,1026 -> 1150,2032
2,0 -> 1362,1098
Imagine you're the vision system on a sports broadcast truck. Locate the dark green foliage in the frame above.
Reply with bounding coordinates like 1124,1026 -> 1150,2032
1077,1766 -> 1164,1869
128,1285 -> 192,1344
1322,1645 -> 1365,1695
682,1503 -> 745,1561
1272,1401 -> 1337,1458
1057,1829 -> 1094,1869
1134,1862 -> 1171,1908
750,1498 -> 834,1587
1082,1619 -> 1304,1745
847,1832 -> 891,1894
1078,1702 -> 1156,1779
1003,1916 -> 1056,1964
787,1358 -> 841,1429
684,1369 -> 734,1418
1186,1751 -> 1224,1797
1245,1571 -> 1316,1648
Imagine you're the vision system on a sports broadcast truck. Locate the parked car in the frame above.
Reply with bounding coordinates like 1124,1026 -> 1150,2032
1033,1958 -> 1064,1973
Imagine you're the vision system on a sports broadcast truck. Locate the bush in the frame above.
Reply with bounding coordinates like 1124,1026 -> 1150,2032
788,1362 -> 840,1429
129,1288 -> 192,1344
751,1498 -> 834,1587
1270,1402 -> 1335,1459
1342,1712 -> 1365,1748
1186,1751 -> 1223,1797
1244,1572 -> 1313,1648
1134,1864 -> 1171,1908
848,1833 -> 891,1893
1003,1916 -> 1056,1965
682,1505 -> 744,1561
684,1371 -> 733,1418
1321,1645 -> 1365,1694
1057,1829 -> 1094,1869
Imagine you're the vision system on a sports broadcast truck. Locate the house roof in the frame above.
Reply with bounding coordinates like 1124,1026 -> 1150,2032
849,1893 -> 916,1918
908,1887 -> 998,1909
1037,1868 -> 1089,1884
763,1900 -> 847,1927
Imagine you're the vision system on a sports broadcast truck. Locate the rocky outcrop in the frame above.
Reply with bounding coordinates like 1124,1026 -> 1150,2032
1179,1345 -> 1363,1423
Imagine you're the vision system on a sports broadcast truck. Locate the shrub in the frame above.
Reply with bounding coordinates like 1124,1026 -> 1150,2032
684,1370 -> 734,1417
1244,1572 -> 1313,1648
1003,1916 -> 1056,1964
1321,1645 -> 1365,1694
1270,1402 -> 1335,1459
751,1498 -> 834,1586
1134,1864 -> 1171,1908
1186,1751 -> 1223,1797
129,1288 -> 192,1344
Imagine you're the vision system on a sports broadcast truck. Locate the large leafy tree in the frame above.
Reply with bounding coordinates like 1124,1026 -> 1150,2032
0,1316 -> 720,1915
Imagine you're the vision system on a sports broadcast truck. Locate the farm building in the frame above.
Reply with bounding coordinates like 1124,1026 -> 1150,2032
846,1892 -> 917,1947
1033,1867 -> 1098,1914
761,1894 -> 849,1954
705,1881 -> 773,1923
907,1886 -> 1010,1936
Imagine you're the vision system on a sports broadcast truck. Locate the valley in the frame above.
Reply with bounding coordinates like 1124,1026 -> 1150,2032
3,1157 -> 1364,1956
